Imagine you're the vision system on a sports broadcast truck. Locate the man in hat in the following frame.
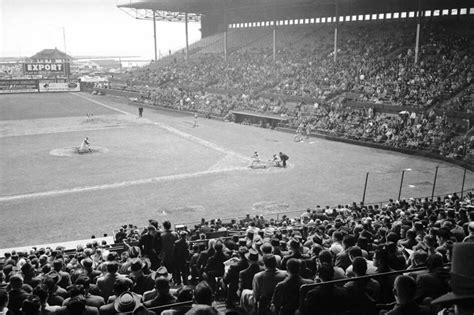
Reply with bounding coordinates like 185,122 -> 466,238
53,260 -> 72,290
113,291 -> 143,314
44,274 -> 66,306
239,249 -> 262,294
174,230 -> 190,285
432,243 -> 474,315
160,221 -> 178,284
143,277 -> 176,308
128,259 -> 154,295
223,247 -> 249,308
138,225 -> 161,270
142,266 -> 173,302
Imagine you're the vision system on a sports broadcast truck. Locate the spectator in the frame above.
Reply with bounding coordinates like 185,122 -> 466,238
223,247 -> 248,308
302,262 -> 352,315
7,275 -> 29,315
203,242 -> 228,292
0,289 -> 8,315
174,231 -> 190,285
55,295 -> 98,315
250,254 -> 286,314
143,277 -> 176,308
62,277 -> 105,309
138,226 -> 162,270
272,258 -> 312,315
432,242 -> 474,315
96,262 -> 125,302
380,275 -> 430,315
343,257 -> 379,314
127,259 -> 154,296
160,221 -> 179,284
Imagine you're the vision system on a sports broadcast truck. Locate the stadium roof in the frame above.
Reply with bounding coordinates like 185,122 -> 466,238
30,48 -> 73,61
118,0 -> 473,21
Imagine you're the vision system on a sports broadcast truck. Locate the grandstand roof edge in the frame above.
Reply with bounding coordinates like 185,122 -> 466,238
117,0 -> 474,17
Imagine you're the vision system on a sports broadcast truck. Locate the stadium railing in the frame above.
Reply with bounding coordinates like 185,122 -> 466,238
298,265 -> 448,314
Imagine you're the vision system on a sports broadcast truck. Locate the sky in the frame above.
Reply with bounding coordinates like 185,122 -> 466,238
0,0 -> 201,59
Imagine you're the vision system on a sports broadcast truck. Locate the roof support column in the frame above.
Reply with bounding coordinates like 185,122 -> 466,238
414,0 -> 422,65
333,0 -> 338,63
272,0 -> 277,62
224,25 -> 228,62
152,10 -> 158,61
185,12 -> 189,61
272,24 -> 277,62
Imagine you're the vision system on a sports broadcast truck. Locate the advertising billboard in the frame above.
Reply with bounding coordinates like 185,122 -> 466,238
24,63 -> 70,75
0,63 -> 24,78
38,81 -> 80,92
0,79 -> 39,94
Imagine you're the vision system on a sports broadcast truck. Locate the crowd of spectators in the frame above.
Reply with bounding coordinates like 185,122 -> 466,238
118,19 -> 473,109
2,192 -> 474,315
107,19 -> 474,163
289,105 -> 472,161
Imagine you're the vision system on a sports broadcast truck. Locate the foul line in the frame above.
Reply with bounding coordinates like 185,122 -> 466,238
0,167 -> 248,202
72,93 -> 249,161
70,93 -> 131,115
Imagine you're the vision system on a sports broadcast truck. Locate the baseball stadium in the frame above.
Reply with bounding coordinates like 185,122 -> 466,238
1,0 -> 474,314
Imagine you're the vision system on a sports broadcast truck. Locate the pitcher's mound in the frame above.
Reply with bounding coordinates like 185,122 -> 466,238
50,146 -> 109,157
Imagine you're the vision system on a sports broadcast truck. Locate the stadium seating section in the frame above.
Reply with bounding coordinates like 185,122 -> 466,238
106,18 -> 473,163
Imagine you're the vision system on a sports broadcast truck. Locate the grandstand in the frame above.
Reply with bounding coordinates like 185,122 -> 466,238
1,0 -> 474,314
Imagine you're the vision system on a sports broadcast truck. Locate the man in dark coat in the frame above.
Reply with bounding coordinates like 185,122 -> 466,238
302,263 -> 352,315
143,277 -> 176,308
7,275 -> 29,315
272,258 -> 312,315
204,242 -> 228,291
238,249 -> 263,293
174,231 -> 190,285
223,247 -> 249,307
414,254 -> 449,302
138,225 -> 161,270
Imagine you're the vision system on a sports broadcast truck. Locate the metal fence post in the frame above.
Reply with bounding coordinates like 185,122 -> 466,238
398,170 -> 405,201
431,166 -> 439,200
461,168 -> 467,199
362,172 -> 369,204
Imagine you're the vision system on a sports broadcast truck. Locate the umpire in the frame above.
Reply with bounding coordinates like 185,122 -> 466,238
279,152 -> 289,167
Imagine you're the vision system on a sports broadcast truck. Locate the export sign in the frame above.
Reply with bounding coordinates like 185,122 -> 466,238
0,79 -> 39,94
38,81 -> 80,92
24,63 -> 69,74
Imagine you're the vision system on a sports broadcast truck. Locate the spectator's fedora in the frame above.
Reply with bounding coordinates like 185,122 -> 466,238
245,249 -> 259,262
114,291 -> 141,313
154,266 -> 172,280
128,259 -> 145,272
46,270 -> 62,284
432,243 -> 474,305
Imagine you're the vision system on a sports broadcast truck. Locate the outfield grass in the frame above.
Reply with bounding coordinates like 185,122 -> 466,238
0,93 -> 472,248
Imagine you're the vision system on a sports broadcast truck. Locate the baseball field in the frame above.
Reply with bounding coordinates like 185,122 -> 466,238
0,92 -> 472,248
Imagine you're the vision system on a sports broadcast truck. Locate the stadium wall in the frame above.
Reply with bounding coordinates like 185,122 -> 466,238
0,79 -> 80,94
